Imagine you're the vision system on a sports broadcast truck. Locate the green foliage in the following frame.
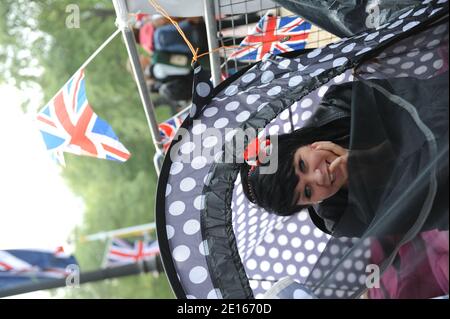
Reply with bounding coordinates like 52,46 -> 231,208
0,0 -> 175,298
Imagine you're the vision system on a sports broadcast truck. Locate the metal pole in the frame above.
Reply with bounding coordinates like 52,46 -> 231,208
112,0 -> 164,174
80,223 -> 156,242
0,256 -> 163,298
203,0 -> 222,87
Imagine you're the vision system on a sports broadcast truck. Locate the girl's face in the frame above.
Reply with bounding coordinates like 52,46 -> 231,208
292,145 -> 347,205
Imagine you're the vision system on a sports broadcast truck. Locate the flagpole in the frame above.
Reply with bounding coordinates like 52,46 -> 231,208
80,223 -> 156,243
0,256 -> 163,298
202,0 -> 222,87
112,0 -> 164,175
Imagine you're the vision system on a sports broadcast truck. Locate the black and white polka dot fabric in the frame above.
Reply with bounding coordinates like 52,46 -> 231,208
155,0 -> 449,299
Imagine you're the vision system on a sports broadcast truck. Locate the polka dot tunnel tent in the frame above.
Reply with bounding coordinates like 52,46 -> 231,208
156,0 -> 449,299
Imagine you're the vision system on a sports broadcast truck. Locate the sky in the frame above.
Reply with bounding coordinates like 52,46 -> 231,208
0,84 -> 84,252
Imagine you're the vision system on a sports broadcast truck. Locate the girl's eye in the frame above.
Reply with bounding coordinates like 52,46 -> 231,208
304,186 -> 312,199
299,159 -> 306,173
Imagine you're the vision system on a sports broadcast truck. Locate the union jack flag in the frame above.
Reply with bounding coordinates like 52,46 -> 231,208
159,108 -> 189,152
0,248 -> 78,289
229,14 -> 312,62
106,238 -> 159,267
36,69 -> 131,164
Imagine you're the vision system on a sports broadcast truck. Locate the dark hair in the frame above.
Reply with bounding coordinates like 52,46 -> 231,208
240,118 -> 350,216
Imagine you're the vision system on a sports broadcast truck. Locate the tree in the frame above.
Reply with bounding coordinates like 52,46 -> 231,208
1,0 -> 175,298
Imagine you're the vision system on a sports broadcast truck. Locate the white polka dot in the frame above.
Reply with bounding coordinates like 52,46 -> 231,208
433,24 -> 447,35
427,39 -> 441,49
292,113 -> 299,125
278,59 -> 291,69
320,256 -> 330,266
277,235 -> 288,246
183,219 -> 200,235
280,109 -> 290,120
304,240 -> 315,250
225,101 -> 239,111
307,48 -> 322,58
414,65 -> 428,75
189,266 -> 207,284
170,162 -> 183,175
166,225 -> 175,239
399,8 -> 414,19
401,61 -> 415,69
420,52 -> 434,62
242,73 -> 256,83
237,222 -> 247,233
287,223 -> 297,233
282,250 -> 292,260
269,247 -> 279,259
403,21 -> 420,32
273,262 -> 284,273
165,184 -> 172,197
267,86 -> 282,96
333,57 -> 348,68
196,82 -> 210,97
413,7 -> 427,16
180,142 -> 195,154
204,107 -> 218,117
334,73 -> 346,84
193,195 -> 205,210
186,295 -> 196,299
330,244 -> 340,255
189,103 -> 197,118
291,237 -> 302,248
289,75 -> 303,87
388,19 -> 404,29
236,111 -> 250,122
214,117 -> 229,129
319,54 -> 334,62
393,45 -> 407,54
203,135 -> 218,148
261,71 -> 275,83
365,32 -> 379,42
434,59 -> 444,69
268,125 -> 280,135
285,265 -> 296,276
225,85 -> 238,96
249,280 -> 259,289
295,252 -> 305,263
335,271 -> 345,282
192,123 -> 206,135
318,242 -> 327,252
387,57 -> 401,65
300,98 -> 313,108
254,246 -> 265,257
300,266 -> 310,277
261,281 -> 272,290
260,261 -> 270,272
380,34 -> 395,42
310,68 -> 325,77
173,245 -> 190,262
356,47 -> 372,56
191,156 -> 207,170
347,273 -> 357,283
297,211 -> 308,221
246,258 -> 257,270
246,94 -> 260,104
318,86 -> 329,97
180,177 -> 196,192
169,201 -> 185,216
301,111 -> 312,121
300,225 -> 311,235
307,254 -> 318,264
283,122 -> 291,133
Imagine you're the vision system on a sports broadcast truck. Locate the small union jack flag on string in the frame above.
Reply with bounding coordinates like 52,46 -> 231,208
36,69 -> 131,164
105,238 -> 159,267
159,108 -> 189,152
229,14 -> 312,62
